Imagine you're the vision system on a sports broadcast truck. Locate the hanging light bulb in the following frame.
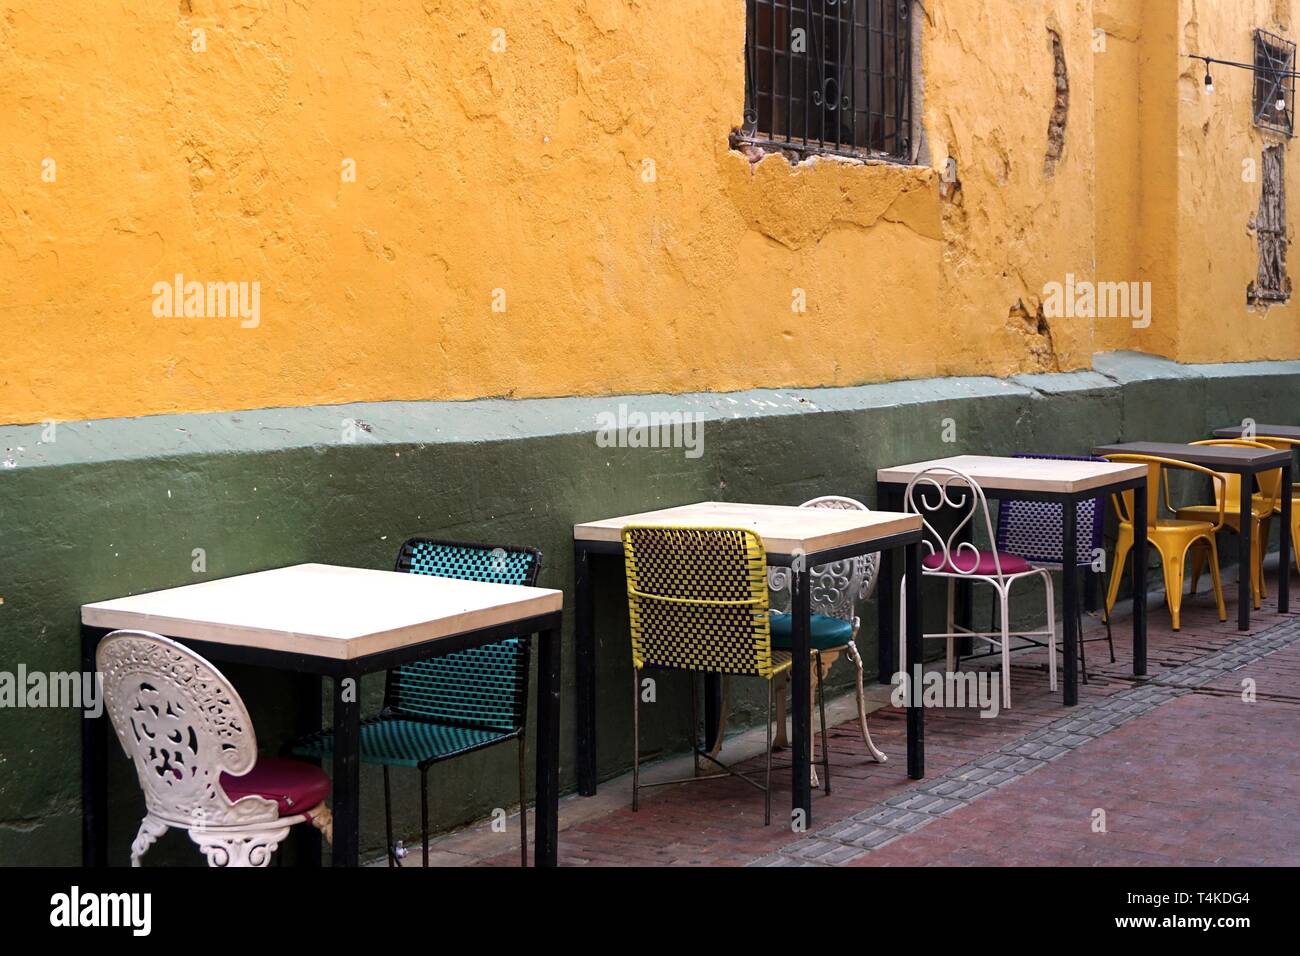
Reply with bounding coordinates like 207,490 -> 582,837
1204,62 -> 1215,95
1278,95 -> 1288,112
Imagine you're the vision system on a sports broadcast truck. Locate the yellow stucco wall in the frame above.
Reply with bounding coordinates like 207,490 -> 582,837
1176,0 -> 1300,362
0,1 -> 1290,426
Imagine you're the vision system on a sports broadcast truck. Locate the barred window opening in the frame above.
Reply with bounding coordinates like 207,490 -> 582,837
1252,29 -> 1295,137
740,0 -> 913,162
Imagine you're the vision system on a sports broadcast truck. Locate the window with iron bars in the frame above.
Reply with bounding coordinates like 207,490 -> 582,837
740,0 -> 913,162
1252,29 -> 1295,136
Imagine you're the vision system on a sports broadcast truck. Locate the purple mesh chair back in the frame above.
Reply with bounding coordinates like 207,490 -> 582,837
995,453 -> 1106,568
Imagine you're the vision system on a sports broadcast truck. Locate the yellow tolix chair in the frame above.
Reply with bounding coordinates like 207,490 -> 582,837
1176,439 -> 1282,609
1251,435 -> 1300,576
622,524 -> 805,826
1102,454 -> 1228,631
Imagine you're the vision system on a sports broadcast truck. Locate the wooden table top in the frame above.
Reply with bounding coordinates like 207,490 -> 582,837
573,501 -> 921,556
82,563 -> 563,661
1094,441 -> 1292,471
875,455 -> 1147,495
1213,424 -> 1300,441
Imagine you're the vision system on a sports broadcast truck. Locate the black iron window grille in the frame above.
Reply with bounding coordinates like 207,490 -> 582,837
1252,29 -> 1295,136
741,0 -> 913,162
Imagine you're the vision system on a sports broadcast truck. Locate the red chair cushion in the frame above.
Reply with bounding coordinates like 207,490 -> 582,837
220,757 -> 330,816
922,549 -> 1033,575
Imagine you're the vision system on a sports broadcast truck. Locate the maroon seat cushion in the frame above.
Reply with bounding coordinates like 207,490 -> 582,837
922,549 -> 1033,576
220,757 -> 330,816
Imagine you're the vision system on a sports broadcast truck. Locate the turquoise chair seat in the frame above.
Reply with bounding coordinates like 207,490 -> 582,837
769,612 -> 854,651
293,716 -> 514,770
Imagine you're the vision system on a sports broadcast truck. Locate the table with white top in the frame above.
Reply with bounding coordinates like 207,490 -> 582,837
573,501 -> 926,825
81,563 -> 564,867
876,455 -> 1150,706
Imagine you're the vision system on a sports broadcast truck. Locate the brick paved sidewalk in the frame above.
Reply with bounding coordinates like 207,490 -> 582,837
420,570 -> 1300,867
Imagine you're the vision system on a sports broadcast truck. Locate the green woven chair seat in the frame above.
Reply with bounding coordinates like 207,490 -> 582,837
293,715 -> 517,769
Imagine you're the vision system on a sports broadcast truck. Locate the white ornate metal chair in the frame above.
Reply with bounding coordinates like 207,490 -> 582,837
701,497 -> 888,789
766,496 -> 889,791
97,629 -> 333,867
899,468 -> 1057,708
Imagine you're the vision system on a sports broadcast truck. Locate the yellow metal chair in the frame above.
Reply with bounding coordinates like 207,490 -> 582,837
622,524 -> 799,826
1252,435 -> 1300,576
1176,439 -> 1282,609
1102,454 -> 1228,631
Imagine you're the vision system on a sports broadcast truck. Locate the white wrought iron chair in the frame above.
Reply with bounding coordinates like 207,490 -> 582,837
899,468 -> 1057,709
767,496 -> 889,791
706,496 -> 888,789
97,629 -> 333,867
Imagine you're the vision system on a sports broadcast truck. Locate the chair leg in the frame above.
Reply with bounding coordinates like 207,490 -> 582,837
1162,545 -> 1185,631
631,667 -> 641,812
1043,570 -> 1057,693
420,767 -> 429,868
130,815 -> 167,867
708,674 -> 730,759
945,578 -> 956,675
383,765 -> 398,867
845,641 -> 887,763
1206,536 -> 1228,622
517,737 -> 528,868
1253,520 -> 1265,607
814,651 -> 830,796
998,585 -> 1012,709
773,672 -> 790,749
1103,529 -> 1133,624
764,678 -> 773,827
688,669 -> 700,778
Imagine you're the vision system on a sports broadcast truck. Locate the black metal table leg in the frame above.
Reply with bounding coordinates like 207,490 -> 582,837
1133,479 -> 1149,677
1280,463 -> 1293,615
574,542 -> 597,796
292,672 -> 324,866
1239,469 -> 1254,631
534,622 -> 562,867
790,565 -> 812,827
81,624 -> 109,867
1061,498 -> 1080,706
904,540 -> 924,779
331,673 -> 361,867
875,483 -> 898,684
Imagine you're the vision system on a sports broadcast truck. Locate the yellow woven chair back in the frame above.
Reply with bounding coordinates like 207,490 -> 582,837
622,525 -> 777,679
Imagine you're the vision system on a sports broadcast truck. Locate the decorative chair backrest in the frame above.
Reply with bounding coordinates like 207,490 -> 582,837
768,496 -> 878,632
388,538 -> 540,732
97,630 -> 277,827
622,525 -> 778,679
995,453 -> 1107,567
903,466 -> 1007,579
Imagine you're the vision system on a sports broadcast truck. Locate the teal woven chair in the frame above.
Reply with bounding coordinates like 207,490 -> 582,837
292,538 -> 541,866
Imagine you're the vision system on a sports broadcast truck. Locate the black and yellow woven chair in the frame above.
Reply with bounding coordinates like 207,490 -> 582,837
623,524 -> 805,826
292,537 -> 541,866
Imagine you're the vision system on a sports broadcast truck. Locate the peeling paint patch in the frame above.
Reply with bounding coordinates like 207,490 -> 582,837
1044,29 -> 1069,177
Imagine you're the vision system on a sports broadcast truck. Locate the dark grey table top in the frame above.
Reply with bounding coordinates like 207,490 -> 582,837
1213,424 -> 1300,441
1094,441 -> 1292,472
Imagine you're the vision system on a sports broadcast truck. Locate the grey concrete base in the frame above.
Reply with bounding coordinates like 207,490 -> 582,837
1,350 -> 1297,865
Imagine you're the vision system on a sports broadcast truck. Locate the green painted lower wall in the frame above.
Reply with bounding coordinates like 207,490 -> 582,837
1,351 -> 1297,865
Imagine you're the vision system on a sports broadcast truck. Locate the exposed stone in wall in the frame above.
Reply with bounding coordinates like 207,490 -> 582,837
1248,144 -> 1291,306
1006,299 -> 1060,372
1044,28 -> 1070,177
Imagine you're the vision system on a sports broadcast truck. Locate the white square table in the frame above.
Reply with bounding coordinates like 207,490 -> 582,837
81,563 -> 564,867
572,501 -> 925,826
876,455 -> 1150,706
